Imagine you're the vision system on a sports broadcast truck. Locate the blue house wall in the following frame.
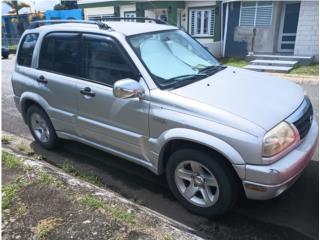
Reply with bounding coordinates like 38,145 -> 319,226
224,2 -> 247,57
45,9 -> 83,20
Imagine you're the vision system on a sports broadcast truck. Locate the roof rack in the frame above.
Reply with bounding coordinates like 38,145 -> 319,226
104,17 -> 168,25
28,20 -> 111,30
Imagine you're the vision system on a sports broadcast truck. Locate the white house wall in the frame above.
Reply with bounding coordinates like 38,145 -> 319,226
83,6 -> 114,19
120,5 -> 136,17
294,1 -> 319,61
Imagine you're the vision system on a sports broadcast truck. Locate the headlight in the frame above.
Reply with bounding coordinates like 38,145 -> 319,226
263,121 -> 298,158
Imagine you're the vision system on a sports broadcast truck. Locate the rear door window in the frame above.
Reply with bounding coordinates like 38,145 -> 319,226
17,33 -> 39,67
39,33 -> 80,77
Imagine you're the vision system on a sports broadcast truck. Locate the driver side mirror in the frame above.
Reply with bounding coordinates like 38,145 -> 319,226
113,78 -> 145,99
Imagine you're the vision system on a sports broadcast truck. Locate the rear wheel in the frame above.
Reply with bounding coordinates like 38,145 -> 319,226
26,105 -> 59,149
166,149 -> 239,217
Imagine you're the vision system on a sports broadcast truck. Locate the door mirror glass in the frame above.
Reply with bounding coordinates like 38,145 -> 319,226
113,79 -> 144,99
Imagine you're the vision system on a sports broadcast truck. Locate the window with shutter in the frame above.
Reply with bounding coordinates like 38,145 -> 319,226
189,8 -> 215,37
239,1 -> 273,27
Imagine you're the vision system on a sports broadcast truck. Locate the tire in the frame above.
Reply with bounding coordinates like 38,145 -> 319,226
26,105 -> 59,149
2,54 -> 9,59
166,149 -> 240,217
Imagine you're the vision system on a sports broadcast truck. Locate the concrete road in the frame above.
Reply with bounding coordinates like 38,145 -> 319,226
2,57 -> 319,240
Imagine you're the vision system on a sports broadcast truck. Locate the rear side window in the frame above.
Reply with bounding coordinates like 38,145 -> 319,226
82,36 -> 136,86
39,33 -> 80,77
17,33 -> 39,67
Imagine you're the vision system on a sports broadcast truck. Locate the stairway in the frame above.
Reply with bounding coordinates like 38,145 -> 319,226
244,54 -> 314,73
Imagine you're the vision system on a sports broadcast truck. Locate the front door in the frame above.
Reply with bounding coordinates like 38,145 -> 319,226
76,34 -> 150,159
278,2 -> 300,52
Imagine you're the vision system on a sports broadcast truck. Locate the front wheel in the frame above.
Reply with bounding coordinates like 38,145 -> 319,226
166,149 -> 240,217
26,105 -> 59,149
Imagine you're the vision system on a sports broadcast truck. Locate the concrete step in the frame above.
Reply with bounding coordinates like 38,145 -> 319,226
246,54 -> 313,65
244,64 -> 293,73
250,59 -> 298,67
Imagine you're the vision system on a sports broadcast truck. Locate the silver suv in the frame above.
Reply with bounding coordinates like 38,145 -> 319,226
12,20 -> 318,216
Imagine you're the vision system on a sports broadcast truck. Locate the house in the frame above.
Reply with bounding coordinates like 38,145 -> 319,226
222,0 -> 318,71
78,0 -> 319,70
78,0 -> 223,57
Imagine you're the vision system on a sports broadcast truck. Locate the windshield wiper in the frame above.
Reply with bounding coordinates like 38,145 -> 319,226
161,73 -> 208,89
199,65 -> 226,75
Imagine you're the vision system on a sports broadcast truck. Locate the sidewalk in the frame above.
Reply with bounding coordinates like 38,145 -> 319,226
2,132 -> 203,240
269,73 -> 319,85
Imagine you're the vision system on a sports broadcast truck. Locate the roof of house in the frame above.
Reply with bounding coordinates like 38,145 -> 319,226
32,21 -> 177,36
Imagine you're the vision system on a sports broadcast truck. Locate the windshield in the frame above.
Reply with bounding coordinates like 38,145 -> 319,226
128,30 -> 221,89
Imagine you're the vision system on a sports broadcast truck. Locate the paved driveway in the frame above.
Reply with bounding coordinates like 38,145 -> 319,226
2,56 -> 319,240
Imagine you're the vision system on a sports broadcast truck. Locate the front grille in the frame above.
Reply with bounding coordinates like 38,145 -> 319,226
291,98 -> 313,140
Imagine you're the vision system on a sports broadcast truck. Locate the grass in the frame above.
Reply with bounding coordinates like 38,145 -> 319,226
2,152 -> 23,169
289,63 -> 319,75
2,182 -> 22,210
220,57 -> 249,67
31,217 -> 63,239
61,162 -> 105,187
81,194 -> 135,224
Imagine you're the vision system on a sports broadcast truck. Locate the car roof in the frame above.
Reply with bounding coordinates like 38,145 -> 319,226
33,21 -> 178,36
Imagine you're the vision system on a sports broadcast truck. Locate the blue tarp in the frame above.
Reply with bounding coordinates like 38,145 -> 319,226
45,9 -> 83,20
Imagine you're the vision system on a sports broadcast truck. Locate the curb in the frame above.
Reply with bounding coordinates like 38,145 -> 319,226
2,132 -> 204,240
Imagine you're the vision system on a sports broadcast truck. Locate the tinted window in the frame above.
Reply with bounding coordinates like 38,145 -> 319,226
39,33 -> 80,76
17,33 -> 38,67
82,37 -> 136,86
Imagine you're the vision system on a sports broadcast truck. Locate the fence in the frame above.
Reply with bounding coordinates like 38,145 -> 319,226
2,37 -> 21,50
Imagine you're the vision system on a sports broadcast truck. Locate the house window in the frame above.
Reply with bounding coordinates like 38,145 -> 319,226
189,8 -> 215,37
239,1 -> 273,27
124,11 -> 136,22
88,14 -> 114,21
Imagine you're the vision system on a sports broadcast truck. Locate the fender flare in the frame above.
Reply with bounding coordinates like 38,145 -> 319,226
153,128 -> 246,174
20,92 -> 51,122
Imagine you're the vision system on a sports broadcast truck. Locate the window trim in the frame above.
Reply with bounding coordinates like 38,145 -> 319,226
38,32 -> 81,78
17,33 -> 39,67
239,1 -> 273,27
188,6 -> 215,38
37,31 -> 140,88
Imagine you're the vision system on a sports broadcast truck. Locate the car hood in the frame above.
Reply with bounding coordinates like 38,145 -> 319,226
171,67 -> 304,131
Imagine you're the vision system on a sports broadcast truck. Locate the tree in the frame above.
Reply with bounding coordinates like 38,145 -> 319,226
3,0 -> 30,34
53,0 -> 78,10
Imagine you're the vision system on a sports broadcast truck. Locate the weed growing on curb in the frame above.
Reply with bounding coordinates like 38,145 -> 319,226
17,142 -> 34,155
61,162 -> 105,187
2,152 -> 23,169
81,194 -> 135,224
163,234 -> 173,240
2,135 -> 12,145
38,171 -> 64,188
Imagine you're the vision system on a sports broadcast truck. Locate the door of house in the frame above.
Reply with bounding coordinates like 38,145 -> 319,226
278,2 -> 300,52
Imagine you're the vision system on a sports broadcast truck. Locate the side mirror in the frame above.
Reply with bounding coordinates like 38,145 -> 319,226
113,78 -> 145,99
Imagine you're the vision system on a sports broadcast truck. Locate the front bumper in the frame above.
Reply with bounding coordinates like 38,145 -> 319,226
243,117 -> 318,200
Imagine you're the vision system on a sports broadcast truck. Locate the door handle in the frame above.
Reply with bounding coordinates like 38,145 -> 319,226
37,75 -> 47,84
80,87 -> 96,97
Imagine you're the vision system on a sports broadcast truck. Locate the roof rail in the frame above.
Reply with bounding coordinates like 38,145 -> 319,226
103,17 -> 168,25
28,20 -> 111,30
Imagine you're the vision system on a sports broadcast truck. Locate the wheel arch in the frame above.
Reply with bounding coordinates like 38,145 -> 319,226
155,129 -> 245,176
20,92 -> 51,123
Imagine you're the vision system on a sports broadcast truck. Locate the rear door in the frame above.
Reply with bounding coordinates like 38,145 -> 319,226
33,32 -> 80,135
76,34 -> 150,159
